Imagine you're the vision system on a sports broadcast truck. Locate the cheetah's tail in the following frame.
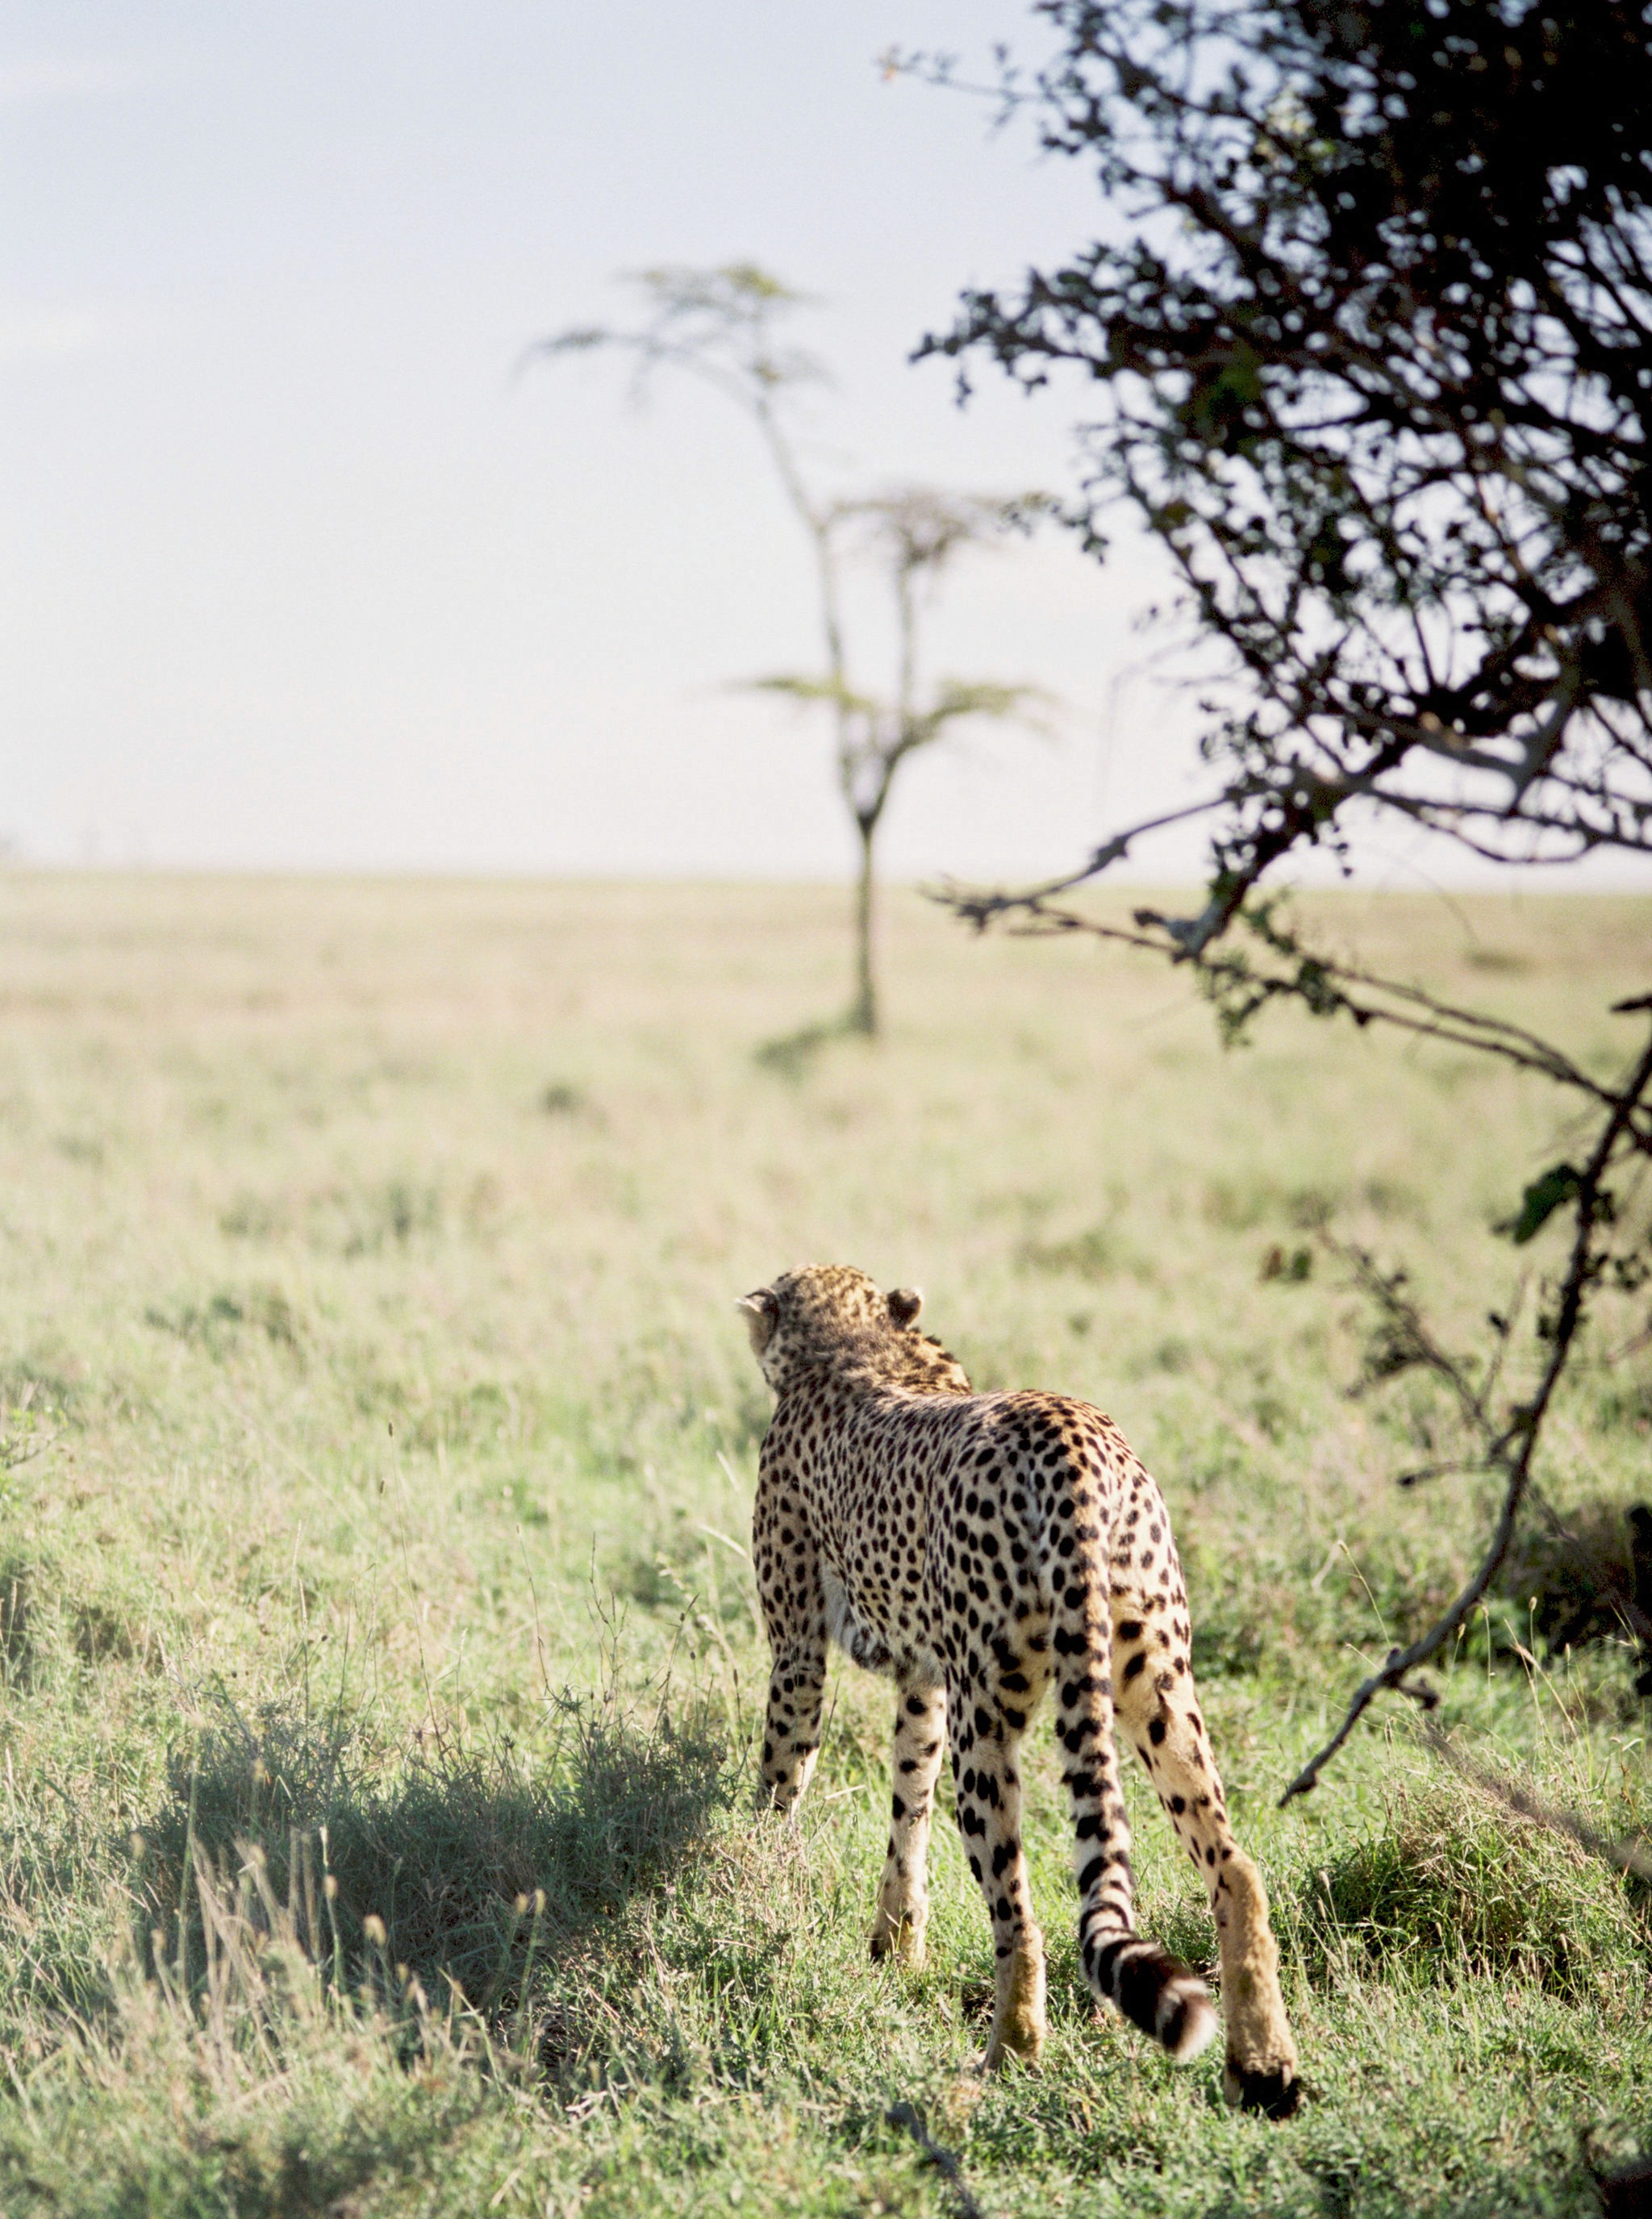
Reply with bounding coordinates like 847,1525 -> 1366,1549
1093,1933 -> 1218,2062
1051,1470 -> 1217,2065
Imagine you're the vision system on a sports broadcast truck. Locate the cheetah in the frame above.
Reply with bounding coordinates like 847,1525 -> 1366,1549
740,1264 -> 1299,2115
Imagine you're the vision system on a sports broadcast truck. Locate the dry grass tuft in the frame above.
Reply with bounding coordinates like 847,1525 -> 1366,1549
1298,1769 -> 1651,2000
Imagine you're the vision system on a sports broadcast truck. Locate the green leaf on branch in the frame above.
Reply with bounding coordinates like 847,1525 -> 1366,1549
1498,1163 -> 1583,1245
745,673 -> 879,717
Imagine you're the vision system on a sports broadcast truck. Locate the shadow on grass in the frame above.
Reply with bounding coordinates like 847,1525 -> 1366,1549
134,1682 -> 735,2017
752,1013 -> 861,1081
0,1681 -> 740,2217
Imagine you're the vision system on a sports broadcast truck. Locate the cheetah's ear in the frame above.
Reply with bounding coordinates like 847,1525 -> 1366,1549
736,1288 -> 778,1354
887,1286 -> 923,1329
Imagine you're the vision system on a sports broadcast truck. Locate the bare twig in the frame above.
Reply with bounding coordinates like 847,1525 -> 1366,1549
886,2103 -> 987,2219
1329,1236 -> 1491,1437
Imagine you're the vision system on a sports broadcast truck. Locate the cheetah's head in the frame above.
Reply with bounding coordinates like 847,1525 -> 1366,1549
737,1266 -> 962,1395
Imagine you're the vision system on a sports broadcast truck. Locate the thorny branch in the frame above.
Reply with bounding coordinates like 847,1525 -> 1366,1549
943,887 -> 1649,1128
1280,1018 -> 1652,1801
937,880 -> 1652,1799
910,0 -> 1652,917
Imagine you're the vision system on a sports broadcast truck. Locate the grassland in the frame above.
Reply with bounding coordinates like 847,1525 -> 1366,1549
0,870 -> 1648,2217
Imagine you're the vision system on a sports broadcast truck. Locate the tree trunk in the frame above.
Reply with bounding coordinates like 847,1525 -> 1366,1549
849,815 -> 878,1037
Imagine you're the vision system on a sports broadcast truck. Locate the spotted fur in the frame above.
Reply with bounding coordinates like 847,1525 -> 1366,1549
740,1265 -> 1299,2113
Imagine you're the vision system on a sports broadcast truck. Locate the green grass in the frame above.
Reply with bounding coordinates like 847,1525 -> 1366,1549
0,871 -> 1648,2216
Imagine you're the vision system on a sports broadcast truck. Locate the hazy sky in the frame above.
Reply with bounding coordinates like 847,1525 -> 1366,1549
3,3 -> 1643,891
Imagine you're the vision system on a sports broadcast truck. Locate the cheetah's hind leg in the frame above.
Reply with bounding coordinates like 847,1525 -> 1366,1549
1111,1608 -> 1300,2117
949,1673 -> 1046,2072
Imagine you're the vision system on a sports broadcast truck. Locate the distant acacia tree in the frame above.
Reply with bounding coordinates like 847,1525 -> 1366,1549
753,484 -> 1045,1036
528,265 -> 1044,1037
895,0 -> 1652,1800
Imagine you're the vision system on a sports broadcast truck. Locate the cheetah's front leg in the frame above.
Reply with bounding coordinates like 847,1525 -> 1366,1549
760,1633 -> 827,1816
870,1678 -> 945,1967
753,1470 -> 828,1817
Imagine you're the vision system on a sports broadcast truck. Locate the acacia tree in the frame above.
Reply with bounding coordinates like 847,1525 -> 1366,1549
754,486 -> 1043,1034
530,265 -> 1041,1037
898,0 -> 1652,1800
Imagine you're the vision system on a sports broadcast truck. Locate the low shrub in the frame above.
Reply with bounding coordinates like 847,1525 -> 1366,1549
1292,1769 -> 1650,2003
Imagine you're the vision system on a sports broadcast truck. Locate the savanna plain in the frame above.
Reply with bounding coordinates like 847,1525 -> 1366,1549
0,871 -> 1649,2219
